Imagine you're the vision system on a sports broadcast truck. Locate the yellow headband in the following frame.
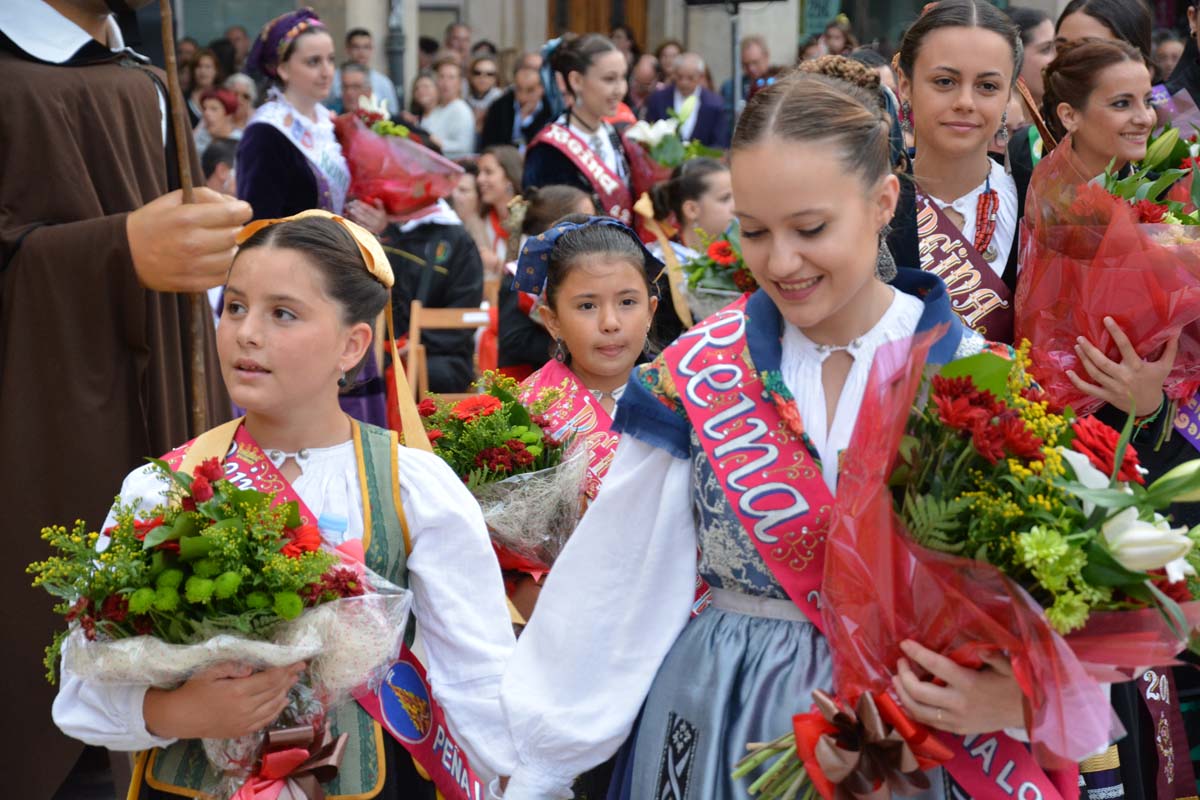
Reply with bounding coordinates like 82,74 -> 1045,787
235,209 -> 394,289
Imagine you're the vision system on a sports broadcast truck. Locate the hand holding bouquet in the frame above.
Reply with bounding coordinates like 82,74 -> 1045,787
736,337 -> 1200,799
30,456 -> 412,798
334,96 -> 463,220
419,372 -> 585,572
1017,126 -> 1200,413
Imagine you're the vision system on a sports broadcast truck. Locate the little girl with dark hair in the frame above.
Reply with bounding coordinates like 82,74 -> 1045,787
53,211 -> 516,799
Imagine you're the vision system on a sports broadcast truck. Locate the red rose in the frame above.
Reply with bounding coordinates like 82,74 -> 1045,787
181,496 -> 197,512
1134,199 -> 1169,224
999,415 -> 1044,462
1071,415 -> 1144,484
282,523 -> 323,558
427,428 -> 445,443
190,474 -> 214,503
452,394 -> 503,422
418,398 -> 438,418
732,268 -> 758,293
707,240 -> 738,266
194,457 -> 224,483
972,422 -> 1007,464
132,515 -> 166,541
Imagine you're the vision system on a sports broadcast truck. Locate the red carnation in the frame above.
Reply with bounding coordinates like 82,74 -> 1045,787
427,428 -> 445,443
190,475 -> 214,503
707,239 -> 738,266
194,457 -> 224,483
1071,415 -> 1144,484
972,422 -> 1007,464
65,597 -> 91,623
181,497 -> 197,512
282,523 -> 323,558
732,268 -> 758,293
418,398 -> 438,418
1069,183 -> 1116,221
452,394 -> 503,422
999,415 -> 1044,462
100,594 -> 129,623
1134,199 -> 1169,224
132,515 -> 166,541
132,615 -> 154,635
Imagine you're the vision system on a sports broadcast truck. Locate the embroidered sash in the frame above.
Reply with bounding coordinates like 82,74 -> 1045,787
165,421 -> 484,800
247,95 -> 351,213
519,360 -> 619,503
660,305 -> 1065,800
1174,396 -> 1200,453
914,188 -> 1014,343
529,123 -> 633,223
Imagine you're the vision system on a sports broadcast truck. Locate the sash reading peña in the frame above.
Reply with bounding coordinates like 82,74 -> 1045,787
661,306 -> 1065,800
915,188 -> 1014,343
167,423 -> 486,800
529,123 -> 633,224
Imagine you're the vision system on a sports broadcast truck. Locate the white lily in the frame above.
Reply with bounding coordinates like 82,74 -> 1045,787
1102,506 -> 1193,573
1058,446 -> 1112,515
625,117 -> 679,147
1147,459 -> 1200,502
676,94 -> 698,124
357,93 -> 388,118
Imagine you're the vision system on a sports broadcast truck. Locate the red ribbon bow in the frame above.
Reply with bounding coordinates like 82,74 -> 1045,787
231,723 -> 349,800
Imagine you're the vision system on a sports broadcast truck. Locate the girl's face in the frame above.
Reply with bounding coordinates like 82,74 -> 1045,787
201,98 -> 231,132
570,50 -> 628,121
1060,60 -> 1155,171
194,55 -> 217,89
900,26 -> 1014,160
476,154 -> 513,208
732,137 -> 899,336
1021,20 -> 1057,103
1157,40 -> 1185,79
278,32 -> 336,104
219,246 -> 370,418
683,170 -> 735,239
541,258 -> 657,388
451,173 -> 479,216
1056,12 -> 1117,49
659,44 -> 680,78
826,27 -> 847,54
413,76 -> 437,111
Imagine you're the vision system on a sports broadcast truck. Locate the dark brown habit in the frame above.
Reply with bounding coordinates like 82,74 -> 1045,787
0,30 -> 229,799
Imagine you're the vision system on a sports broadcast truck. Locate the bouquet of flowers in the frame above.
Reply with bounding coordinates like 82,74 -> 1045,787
29,457 -> 412,798
623,95 -> 724,198
419,372 -> 585,572
1016,127 -> 1200,414
735,337 -> 1200,800
334,96 -> 463,220
681,224 -> 757,320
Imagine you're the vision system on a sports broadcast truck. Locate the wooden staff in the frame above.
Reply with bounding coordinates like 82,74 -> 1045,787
158,0 -> 209,433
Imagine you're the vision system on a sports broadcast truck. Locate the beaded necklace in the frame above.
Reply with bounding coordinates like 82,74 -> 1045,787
974,171 -> 1000,262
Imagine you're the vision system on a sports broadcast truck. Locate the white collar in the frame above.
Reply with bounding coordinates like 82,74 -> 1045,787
0,1 -> 143,63
783,288 -> 922,361
399,199 -> 462,233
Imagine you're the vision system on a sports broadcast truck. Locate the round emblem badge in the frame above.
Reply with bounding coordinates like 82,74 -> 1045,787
378,661 -> 433,744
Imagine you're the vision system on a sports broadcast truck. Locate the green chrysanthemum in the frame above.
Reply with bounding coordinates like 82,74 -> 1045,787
127,587 -> 156,615
273,591 -> 304,620
213,571 -> 242,600
153,586 -> 179,612
155,569 -> 184,590
184,576 -> 215,604
1046,591 -> 1091,634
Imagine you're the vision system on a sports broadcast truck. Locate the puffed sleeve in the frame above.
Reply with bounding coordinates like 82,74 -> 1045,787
500,435 -> 698,798
398,446 -> 518,780
51,465 -> 177,751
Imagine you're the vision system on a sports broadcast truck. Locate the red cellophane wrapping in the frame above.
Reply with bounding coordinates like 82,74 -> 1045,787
1015,134 -> 1200,414
822,332 -> 1118,768
333,114 -> 463,220
623,136 -> 672,202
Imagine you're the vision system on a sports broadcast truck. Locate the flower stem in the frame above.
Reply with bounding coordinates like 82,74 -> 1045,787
748,745 -> 798,795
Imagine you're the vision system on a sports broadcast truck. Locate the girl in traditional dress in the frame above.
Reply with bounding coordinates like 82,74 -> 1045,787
53,211 -> 516,800
645,157 -> 734,265
503,216 -> 662,621
237,10 -> 348,221
1030,42 -> 1190,799
522,34 -> 637,224
887,0 -> 1023,344
497,71 -> 1043,800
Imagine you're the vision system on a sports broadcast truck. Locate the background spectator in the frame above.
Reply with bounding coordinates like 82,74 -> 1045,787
464,144 -> 522,274
193,87 -> 240,155
224,73 -> 257,129
202,136 -> 238,195
610,23 -> 641,69
186,48 -> 223,126
419,35 -> 440,71
466,54 -> 504,131
207,36 -> 237,79
1155,29 -> 1186,82
823,17 -> 858,55
225,25 -> 250,72
627,53 -> 660,115
331,28 -> 400,114
427,55 -> 476,157
721,34 -> 770,124
481,62 -> 551,152
850,47 -> 898,95
655,39 -> 683,82
445,21 -> 473,67
644,52 -> 729,147
405,69 -> 439,124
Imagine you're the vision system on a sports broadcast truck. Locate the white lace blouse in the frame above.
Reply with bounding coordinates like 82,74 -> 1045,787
926,159 -> 1018,279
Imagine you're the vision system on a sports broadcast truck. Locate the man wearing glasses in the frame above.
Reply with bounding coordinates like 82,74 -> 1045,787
480,61 -> 553,153
330,27 -> 400,114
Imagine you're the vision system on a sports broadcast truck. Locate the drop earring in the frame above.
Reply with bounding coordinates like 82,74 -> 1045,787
997,110 -> 1010,143
876,224 -> 897,282
337,371 -> 348,388
553,339 -> 568,363
900,100 -> 913,134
